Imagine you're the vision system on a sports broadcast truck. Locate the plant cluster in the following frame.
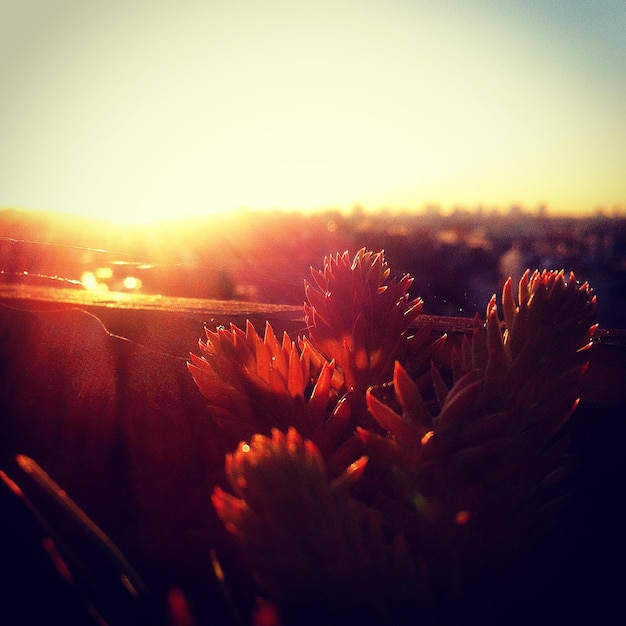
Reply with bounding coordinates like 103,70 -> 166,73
188,249 -> 597,625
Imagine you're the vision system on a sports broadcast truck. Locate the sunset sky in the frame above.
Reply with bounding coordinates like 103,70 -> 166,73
1,0 -> 624,222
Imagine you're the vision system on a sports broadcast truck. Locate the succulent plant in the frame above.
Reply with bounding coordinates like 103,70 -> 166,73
362,269 -> 597,615
188,249 -> 445,474
191,252 -> 598,624
304,248 -> 429,396
187,318 -> 360,478
212,427 -> 433,625
0,246 -> 602,626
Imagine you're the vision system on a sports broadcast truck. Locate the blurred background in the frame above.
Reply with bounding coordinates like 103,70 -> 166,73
2,206 -> 625,328
1,0 -> 625,325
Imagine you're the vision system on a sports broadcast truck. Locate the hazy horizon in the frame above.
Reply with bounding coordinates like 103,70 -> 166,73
2,200 -> 624,229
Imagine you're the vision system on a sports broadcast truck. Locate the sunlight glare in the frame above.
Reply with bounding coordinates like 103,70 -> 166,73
123,276 -> 142,290
81,271 -> 107,291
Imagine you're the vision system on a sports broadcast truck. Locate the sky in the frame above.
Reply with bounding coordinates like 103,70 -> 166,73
0,0 -> 625,222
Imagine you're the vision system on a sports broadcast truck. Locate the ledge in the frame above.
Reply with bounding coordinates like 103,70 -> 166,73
2,285 -> 625,408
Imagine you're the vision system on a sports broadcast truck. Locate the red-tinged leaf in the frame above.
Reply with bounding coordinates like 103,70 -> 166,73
390,298 -> 411,335
351,311 -> 368,367
502,277 -> 517,332
202,328 -> 225,356
442,368 -> 482,406
338,249 -> 351,270
393,361 -> 432,431
229,323 -> 257,370
203,329 -> 235,361
356,427 -> 408,468
287,342 -> 305,398
187,351 -> 213,373
324,395 -> 352,446
220,324 -> 239,345
308,360 -> 334,415
518,269 -> 531,304
486,302 -> 504,353
547,362 -> 590,391
471,313 -> 489,373
406,322 -> 435,354
405,333 -> 447,381
340,341 -> 357,393
212,487 -> 247,535
434,377 -> 482,434
366,389 -> 420,447
303,303 -> 316,329
264,322 -> 287,373
367,252 -> 384,289
266,365 -> 288,395
243,319 -> 258,340
404,297 -> 424,324
281,330 -> 292,353
508,300 -> 531,359
254,333 -> 272,384
396,273 -> 414,297
430,360 -> 450,407
355,279 -> 374,321
483,321 -> 509,396
326,434 -> 366,478
187,358 -> 245,405
325,297 -> 351,340
330,455 -> 369,492
305,281 -> 329,322
549,270 -> 566,299
310,267 -> 328,293
585,322 -> 599,342
300,337 -> 344,390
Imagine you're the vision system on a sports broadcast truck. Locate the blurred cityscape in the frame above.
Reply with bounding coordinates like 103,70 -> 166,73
1,206 -> 625,328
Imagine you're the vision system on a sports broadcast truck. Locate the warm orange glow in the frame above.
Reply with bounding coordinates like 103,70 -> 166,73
455,510 -> 470,525
122,276 -> 142,290
81,271 -> 105,291
421,431 -> 435,445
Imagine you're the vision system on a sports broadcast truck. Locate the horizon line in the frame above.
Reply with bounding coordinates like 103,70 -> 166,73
1,202 -> 625,224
